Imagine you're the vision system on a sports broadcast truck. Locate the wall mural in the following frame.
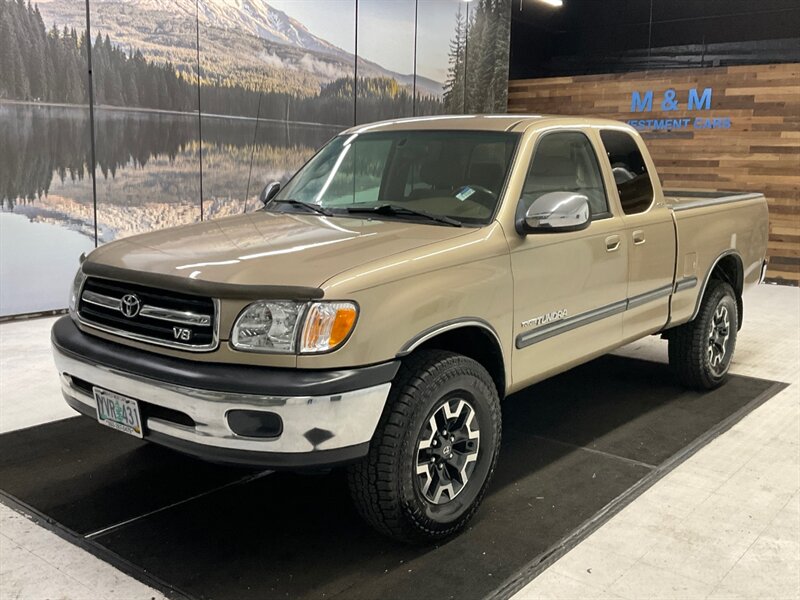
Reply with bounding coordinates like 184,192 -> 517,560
0,0 -> 511,317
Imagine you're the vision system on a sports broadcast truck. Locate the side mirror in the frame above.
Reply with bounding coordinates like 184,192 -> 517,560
516,191 -> 591,234
259,181 -> 281,207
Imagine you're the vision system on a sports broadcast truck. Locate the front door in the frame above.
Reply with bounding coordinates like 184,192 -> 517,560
508,129 -> 629,388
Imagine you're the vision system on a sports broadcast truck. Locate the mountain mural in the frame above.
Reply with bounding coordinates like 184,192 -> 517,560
32,0 -> 444,98
0,0 -> 512,317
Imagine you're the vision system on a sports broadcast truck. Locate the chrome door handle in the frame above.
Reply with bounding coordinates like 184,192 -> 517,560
605,235 -> 621,252
633,230 -> 646,245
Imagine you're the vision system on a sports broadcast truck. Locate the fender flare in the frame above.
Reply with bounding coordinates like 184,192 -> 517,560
690,250 -> 744,324
396,317 -> 503,358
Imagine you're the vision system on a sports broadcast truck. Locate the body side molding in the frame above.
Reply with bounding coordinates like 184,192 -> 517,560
675,277 -> 698,292
626,284 -> 674,310
516,300 -> 627,349
516,282 -> 684,350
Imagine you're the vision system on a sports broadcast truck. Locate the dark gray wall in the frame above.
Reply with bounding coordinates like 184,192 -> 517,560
510,0 -> 800,79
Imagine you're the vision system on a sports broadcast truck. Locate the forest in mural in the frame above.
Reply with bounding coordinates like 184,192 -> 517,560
443,0 -> 511,114
0,1 -> 86,103
0,0 -> 512,316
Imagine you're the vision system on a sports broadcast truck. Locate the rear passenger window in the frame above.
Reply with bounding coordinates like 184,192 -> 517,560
599,130 -> 654,215
521,131 -> 609,219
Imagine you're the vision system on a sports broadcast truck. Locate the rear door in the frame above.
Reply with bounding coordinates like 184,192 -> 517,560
508,129 -> 629,387
598,129 -> 677,340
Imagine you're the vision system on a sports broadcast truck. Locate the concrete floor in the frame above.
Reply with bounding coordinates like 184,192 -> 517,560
0,284 -> 798,600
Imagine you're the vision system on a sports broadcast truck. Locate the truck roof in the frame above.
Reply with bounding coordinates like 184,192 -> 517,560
342,114 -> 634,135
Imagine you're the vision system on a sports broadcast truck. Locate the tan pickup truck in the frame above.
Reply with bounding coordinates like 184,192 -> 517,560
52,115 -> 768,542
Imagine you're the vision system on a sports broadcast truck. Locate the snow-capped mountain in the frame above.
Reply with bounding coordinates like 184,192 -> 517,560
35,0 -> 444,96
193,0 -> 348,59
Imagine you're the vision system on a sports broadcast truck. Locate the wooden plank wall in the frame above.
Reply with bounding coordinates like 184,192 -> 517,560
508,63 -> 800,284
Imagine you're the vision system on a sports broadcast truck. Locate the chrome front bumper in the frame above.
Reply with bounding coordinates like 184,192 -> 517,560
52,327 -> 393,468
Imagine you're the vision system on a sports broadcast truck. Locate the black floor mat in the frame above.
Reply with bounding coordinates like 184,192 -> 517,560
0,418 -> 254,535
0,356 -> 785,600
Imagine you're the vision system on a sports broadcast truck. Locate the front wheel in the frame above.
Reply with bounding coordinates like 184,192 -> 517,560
668,279 -> 738,390
347,350 -> 501,543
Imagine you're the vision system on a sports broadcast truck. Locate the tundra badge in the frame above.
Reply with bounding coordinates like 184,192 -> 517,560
521,309 -> 568,329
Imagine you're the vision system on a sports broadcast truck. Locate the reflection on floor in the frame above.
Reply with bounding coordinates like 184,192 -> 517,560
0,284 -> 798,600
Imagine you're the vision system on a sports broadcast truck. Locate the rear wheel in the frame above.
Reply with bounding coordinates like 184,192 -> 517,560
668,279 -> 738,390
347,350 -> 501,543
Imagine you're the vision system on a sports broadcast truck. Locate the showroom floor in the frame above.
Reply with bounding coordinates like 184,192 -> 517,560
0,284 -> 798,600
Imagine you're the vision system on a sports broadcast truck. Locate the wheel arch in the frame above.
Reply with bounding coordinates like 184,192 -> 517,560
692,250 -> 744,329
397,319 -> 507,397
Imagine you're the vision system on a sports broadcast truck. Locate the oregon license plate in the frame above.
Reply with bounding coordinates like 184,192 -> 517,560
93,387 -> 143,438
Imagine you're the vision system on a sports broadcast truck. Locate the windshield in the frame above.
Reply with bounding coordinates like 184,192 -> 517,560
274,130 -> 519,225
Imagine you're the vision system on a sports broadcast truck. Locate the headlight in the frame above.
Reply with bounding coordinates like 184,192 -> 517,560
68,267 -> 87,315
230,300 -> 358,354
231,301 -> 305,353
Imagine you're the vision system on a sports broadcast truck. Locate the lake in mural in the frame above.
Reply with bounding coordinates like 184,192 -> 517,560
0,102 -> 338,315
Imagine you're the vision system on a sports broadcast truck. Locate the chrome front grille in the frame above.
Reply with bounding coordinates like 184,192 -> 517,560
77,277 -> 218,351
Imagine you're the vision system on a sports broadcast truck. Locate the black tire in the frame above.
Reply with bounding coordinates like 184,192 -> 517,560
347,349 -> 501,544
668,279 -> 738,390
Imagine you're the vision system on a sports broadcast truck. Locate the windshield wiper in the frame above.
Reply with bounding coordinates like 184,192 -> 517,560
271,199 -> 333,217
345,204 -> 462,227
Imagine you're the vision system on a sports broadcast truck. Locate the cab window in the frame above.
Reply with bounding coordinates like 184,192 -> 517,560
599,130 -> 654,215
521,131 -> 609,219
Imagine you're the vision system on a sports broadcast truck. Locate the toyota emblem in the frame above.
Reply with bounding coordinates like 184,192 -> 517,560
120,294 -> 141,318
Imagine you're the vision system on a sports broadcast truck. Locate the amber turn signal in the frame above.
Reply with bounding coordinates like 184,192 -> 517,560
300,302 -> 358,353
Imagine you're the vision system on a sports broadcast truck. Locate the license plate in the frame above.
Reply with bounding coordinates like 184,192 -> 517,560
93,387 -> 143,438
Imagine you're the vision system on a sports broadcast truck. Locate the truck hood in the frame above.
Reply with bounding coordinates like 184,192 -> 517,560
85,211 -> 474,293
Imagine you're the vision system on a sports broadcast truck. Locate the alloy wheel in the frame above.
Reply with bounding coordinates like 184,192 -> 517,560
708,304 -> 731,376
415,397 -> 480,505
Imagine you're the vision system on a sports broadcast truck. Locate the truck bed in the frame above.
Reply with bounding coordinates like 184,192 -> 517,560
665,189 -> 764,212
664,189 -> 768,329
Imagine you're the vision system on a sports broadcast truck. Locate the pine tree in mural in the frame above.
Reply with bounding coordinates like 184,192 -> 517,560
443,0 -> 511,114
443,6 -> 467,114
